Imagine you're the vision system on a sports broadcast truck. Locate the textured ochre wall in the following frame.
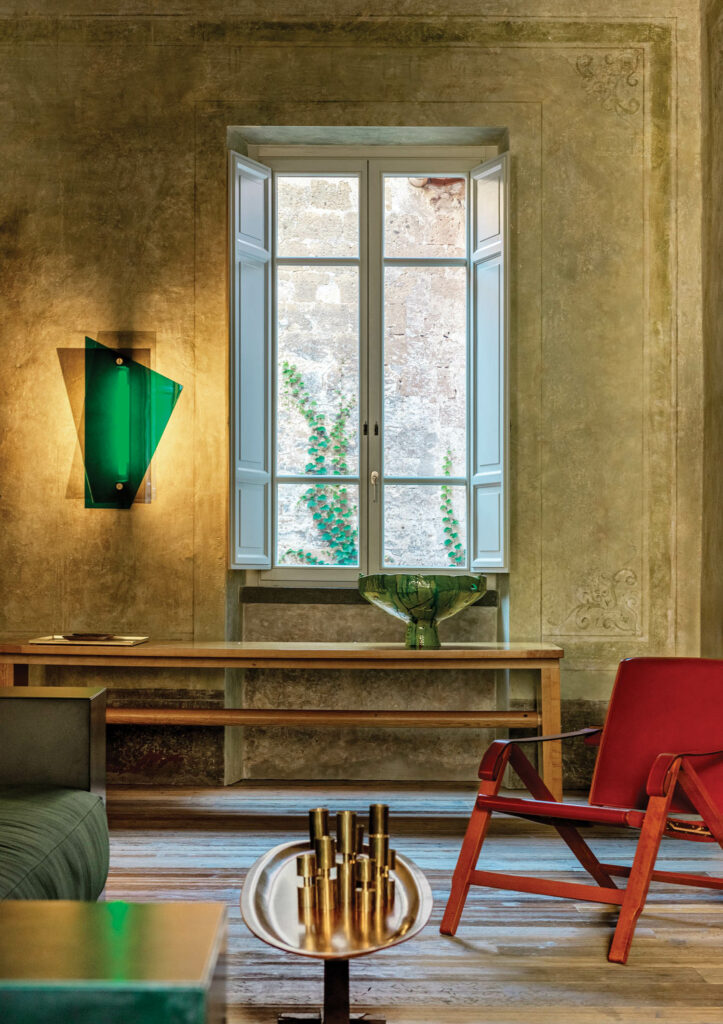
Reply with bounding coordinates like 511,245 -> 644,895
702,0 -> 723,658
0,1 -> 708,783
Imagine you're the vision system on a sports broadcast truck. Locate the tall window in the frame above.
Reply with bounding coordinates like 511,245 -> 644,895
230,148 -> 508,583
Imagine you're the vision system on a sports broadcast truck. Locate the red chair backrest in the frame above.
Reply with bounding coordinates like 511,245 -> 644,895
589,657 -> 723,813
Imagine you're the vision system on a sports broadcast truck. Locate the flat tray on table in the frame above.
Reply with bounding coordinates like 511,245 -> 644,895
241,840 -> 433,960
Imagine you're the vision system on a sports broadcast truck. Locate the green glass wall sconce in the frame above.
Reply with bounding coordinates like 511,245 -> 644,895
83,337 -> 183,509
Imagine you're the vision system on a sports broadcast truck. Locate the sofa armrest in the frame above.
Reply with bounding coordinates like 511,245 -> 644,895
0,687 -> 106,799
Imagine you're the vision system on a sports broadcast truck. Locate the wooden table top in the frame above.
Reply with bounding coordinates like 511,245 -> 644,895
0,639 -> 564,662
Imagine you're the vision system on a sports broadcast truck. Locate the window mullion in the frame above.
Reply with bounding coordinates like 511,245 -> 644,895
358,159 -> 370,576
384,476 -> 467,486
276,257 -> 360,267
383,257 -> 467,268
276,474 -> 358,483
366,159 -> 384,574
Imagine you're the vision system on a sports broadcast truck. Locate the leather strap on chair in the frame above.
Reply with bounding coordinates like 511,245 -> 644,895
478,728 -> 603,781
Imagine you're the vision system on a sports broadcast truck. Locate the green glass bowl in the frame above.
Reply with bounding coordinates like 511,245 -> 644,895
358,574 -> 487,649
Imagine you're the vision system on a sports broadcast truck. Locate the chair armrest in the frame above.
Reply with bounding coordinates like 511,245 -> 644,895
479,728 -> 602,781
646,747 -> 723,797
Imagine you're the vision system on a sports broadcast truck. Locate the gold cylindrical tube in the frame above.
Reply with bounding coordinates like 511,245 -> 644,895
337,901 -> 353,934
299,899 -> 316,938
373,873 -> 387,911
356,822 -> 365,854
314,834 -> 336,912
297,851 -> 317,913
385,876 -> 396,907
315,835 -> 337,872
315,905 -> 334,949
297,852 -> 317,878
309,807 -> 329,845
337,859 -> 355,907
368,803 -> 389,835
298,885 -> 316,911
316,874 -> 336,912
388,849 -> 397,871
355,854 -> 373,885
369,833 -> 389,871
356,853 -> 375,915
358,886 -> 374,916
336,810 -> 357,855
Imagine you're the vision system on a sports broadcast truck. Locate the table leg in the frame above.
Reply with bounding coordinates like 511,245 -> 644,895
278,959 -> 386,1024
0,664 -> 27,687
323,959 -> 349,1024
539,664 -> 563,801
278,956 -> 386,1023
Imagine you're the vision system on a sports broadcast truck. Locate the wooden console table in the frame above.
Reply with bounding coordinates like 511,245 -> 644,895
0,640 -> 564,799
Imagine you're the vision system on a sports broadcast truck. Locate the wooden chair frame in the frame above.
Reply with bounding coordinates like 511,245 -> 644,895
440,729 -> 723,964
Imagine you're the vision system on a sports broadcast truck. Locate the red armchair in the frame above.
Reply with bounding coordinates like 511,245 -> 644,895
440,657 -> 723,963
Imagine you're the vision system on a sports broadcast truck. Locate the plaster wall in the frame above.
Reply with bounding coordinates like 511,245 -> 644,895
0,1 -> 706,783
702,0 -> 723,657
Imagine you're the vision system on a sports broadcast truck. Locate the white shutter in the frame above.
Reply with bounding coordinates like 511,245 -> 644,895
229,151 -> 272,568
470,153 -> 509,571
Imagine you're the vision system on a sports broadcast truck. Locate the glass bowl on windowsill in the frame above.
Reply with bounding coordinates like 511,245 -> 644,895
358,573 -> 487,649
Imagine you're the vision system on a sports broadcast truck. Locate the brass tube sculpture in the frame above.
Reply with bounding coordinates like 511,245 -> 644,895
296,803 -> 396,930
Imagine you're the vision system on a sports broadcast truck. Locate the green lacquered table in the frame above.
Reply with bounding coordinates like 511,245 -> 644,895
0,901 -> 226,1024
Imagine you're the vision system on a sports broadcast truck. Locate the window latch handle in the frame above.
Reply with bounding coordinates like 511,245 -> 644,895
370,470 -> 379,502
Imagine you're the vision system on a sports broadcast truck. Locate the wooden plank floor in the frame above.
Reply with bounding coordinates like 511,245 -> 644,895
106,783 -> 723,1024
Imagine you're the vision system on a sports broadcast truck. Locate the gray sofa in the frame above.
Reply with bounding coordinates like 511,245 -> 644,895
0,686 -> 109,900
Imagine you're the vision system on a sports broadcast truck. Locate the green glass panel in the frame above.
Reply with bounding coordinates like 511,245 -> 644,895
84,337 -> 182,509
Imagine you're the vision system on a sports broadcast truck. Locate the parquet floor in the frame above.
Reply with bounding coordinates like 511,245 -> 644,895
106,783 -> 723,1024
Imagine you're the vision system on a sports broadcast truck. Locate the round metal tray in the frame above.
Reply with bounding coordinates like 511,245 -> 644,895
241,840 -> 433,960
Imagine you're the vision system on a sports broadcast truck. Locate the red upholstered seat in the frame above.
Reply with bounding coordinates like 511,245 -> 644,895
440,657 -> 723,964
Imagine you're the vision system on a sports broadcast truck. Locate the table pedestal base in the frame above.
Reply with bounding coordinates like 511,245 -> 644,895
278,959 -> 385,1024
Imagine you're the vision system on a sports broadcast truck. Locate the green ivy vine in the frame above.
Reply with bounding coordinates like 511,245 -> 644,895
280,360 -> 358,566
441,449 -> 466,566
281,362 -> 466,568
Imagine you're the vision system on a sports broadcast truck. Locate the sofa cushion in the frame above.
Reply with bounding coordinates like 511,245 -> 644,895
0,787 -> 109,900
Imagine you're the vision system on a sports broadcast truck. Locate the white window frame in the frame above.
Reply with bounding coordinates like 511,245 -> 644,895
229,145 -> 509,585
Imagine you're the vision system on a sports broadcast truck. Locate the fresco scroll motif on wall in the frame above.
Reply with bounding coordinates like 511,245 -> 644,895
547,568 -> 640,636
573,50 -> 643,117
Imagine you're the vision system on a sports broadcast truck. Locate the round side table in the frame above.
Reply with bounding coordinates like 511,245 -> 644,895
241,839 -> 433,1024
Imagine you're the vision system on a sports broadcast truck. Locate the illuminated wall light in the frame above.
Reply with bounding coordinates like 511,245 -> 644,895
83,337 -> 183,509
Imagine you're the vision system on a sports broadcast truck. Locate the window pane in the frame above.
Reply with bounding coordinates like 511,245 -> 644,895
384,175 -> 466,258
277,266 -> 359,476
383,484 -> 467,569
277,482 -> 359,567
384,266 -> 466,477
277,176 -> 359,258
